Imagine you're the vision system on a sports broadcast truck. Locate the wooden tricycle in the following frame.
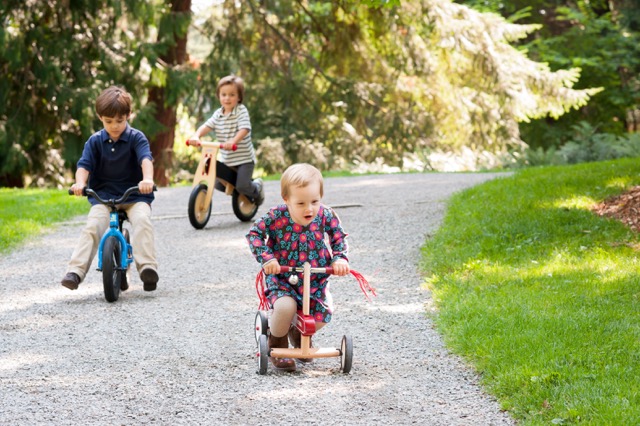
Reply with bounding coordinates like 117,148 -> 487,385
185,139 -> 259,229
254,262 -> 376,375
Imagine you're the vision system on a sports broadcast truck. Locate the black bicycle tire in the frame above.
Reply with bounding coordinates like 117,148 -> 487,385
102,235 -> 121,303
188,184 -> 212,229
232,190 -> 258,222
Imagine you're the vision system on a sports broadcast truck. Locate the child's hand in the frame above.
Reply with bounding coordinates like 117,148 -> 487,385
331,259 -> 350,276
221,142 -> 235,150
70,183 -> 85,196
138,179 -> 154,194
263,260 -> 280,275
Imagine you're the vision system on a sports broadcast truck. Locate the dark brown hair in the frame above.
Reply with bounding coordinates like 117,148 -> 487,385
216,75 -> 245,103
95,86 -> 132,117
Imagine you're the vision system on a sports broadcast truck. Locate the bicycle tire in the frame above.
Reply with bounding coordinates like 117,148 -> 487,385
232,190 -> 258,222
188,184 -> 212,229
102,235 -> 122,303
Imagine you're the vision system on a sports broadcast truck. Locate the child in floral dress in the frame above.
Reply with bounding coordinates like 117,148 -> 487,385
246,163 -> 350,371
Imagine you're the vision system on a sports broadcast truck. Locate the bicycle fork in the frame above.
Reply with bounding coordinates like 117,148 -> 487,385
97,211 -> 133,272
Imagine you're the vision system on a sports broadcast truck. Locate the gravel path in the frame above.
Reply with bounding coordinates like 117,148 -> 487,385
0,173 -> 514,425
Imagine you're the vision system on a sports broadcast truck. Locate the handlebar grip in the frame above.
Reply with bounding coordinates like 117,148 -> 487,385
68,188 -> 87,196
231,144 -> 237,151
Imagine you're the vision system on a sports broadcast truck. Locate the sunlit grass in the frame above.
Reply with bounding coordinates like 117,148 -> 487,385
422,158 -> 640,424
0,188 -> 87,253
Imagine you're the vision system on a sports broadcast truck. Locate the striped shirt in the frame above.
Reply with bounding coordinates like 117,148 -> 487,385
204,104 -> 256,167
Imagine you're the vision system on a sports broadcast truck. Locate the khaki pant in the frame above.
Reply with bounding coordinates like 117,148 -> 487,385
66,202 -> 157,281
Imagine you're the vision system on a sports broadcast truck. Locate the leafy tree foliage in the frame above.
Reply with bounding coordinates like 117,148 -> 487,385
457,0 -> 640,150
0,0 -> 156,187
191,0 -> 598,172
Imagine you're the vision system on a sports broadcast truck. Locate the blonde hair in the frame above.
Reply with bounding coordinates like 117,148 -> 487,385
281,163 -> 324,199
216,75 -> 245,103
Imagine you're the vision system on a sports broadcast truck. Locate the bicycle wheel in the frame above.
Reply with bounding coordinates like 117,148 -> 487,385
232,190 -> 258,222
188,183 -> 212,229
257,334 -> 269,375
254,311 -> 269,343
102,235 -> 122,303
340,335 -> 353,374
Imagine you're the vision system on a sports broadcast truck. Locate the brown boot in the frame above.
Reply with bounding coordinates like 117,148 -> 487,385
268,333 -> 296,371
288,326 -> 313,363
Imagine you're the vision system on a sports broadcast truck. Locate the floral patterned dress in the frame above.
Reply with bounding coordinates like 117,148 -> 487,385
246,204 -> 348,323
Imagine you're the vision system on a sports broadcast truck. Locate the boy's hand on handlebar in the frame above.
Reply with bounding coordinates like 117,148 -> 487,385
138,179 -> 154,194
70,183 -> 85,196
221,142 -> 235,151
262,260 -> 280,275
331,259 -> 350,276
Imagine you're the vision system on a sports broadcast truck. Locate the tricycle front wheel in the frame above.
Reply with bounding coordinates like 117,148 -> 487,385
188,183 -> 212,229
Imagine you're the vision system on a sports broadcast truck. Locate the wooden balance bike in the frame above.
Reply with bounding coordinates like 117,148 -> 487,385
185,140 -> 259,229
254,262 -> 376,375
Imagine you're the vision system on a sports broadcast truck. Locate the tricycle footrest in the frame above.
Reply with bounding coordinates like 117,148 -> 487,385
295,312 -> 316,336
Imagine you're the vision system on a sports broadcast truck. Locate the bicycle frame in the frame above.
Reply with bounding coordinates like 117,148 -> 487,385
96,210 -> 132,272
186,140 -> 238,207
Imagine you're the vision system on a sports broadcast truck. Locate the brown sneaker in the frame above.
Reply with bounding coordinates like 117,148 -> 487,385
140,268 -> 159,292
268,333 -> 296,371
288,326 -> 313,363
61,272 -> 81,290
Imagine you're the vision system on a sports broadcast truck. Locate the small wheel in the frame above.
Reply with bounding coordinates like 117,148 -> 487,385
254,311 -> 269,343
257,334 -> 269,375
188,183 -> 212,229
102,235 -> 122,303
340,335 -> 353,374
232,190 -> 258,222
120,229 -> 131,291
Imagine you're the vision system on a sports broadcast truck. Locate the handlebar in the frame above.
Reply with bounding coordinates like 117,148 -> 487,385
186,140 -> 237,151
68,185 -> 157,206
280,265 -> 335,275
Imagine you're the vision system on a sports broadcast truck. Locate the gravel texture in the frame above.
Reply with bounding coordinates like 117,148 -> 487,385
0,173 -> 515,425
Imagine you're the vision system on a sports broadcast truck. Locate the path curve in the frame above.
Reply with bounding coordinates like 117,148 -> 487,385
0,173 -> 514,425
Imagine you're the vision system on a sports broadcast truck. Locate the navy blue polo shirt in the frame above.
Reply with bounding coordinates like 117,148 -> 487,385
77,125 -> 155,206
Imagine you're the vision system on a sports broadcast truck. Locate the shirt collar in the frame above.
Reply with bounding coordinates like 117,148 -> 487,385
220,104 -> 240,117
100,124 -> 131,143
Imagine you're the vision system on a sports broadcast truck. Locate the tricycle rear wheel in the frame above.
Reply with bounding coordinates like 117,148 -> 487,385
340,335 -> 353,374
257,334 -> 269,375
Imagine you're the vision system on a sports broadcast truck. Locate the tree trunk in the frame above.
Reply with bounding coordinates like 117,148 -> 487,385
148,0 -> 191,186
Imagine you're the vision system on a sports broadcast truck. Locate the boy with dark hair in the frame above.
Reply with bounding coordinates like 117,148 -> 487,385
61,86 -> 159,292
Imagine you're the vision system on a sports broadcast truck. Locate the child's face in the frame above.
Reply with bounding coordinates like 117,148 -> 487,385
99,114 -> 129,141
218,84 -> 240,113
284,181 -> 322,226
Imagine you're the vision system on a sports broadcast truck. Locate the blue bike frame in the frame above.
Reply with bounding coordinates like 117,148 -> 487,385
96,209 -> 133,272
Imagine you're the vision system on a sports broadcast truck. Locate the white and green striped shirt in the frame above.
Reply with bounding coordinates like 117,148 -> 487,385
204,104 -> 256,167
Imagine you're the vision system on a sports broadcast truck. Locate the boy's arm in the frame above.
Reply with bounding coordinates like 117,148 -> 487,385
70,168 -> 90,196
222,128 -> 249,150
188,124 -> 214,142
138,158 -> 154,194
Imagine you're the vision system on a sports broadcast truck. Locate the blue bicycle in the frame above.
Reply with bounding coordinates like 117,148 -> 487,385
70,186 -> 155,302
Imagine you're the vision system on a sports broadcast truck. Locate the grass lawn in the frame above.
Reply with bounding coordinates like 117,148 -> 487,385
422,158 -> 640,424
0,188 -> 87,253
